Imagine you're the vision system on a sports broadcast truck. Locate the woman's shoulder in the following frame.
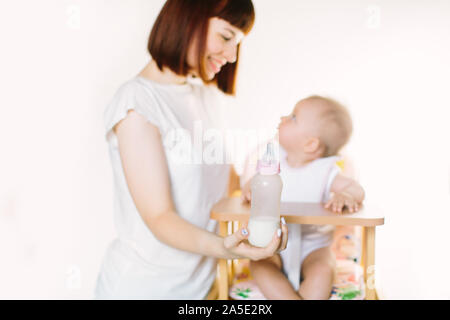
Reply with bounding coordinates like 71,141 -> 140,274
114,76 -> 154,96
105,77 -> 146,107
108,76 -> 170,113
103,77 -> 165,141
105,77 -> 154,113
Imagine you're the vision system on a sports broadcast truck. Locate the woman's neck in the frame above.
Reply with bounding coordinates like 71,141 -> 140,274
138,59 -> 188,85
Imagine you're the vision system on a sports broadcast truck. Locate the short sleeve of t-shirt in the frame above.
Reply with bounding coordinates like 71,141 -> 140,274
103,80 -> 161,142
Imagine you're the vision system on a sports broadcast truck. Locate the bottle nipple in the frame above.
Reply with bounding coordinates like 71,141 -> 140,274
262,142 -> 274,164
257,142 -> 280,175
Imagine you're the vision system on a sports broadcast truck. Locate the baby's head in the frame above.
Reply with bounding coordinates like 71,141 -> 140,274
278,95 -> 353,160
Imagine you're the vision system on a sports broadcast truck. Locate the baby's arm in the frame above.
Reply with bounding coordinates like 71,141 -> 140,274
330,174 -> 365,203
325,174 -> 365,213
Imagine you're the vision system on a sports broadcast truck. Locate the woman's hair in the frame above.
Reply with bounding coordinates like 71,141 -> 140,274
148,0 -> 255,95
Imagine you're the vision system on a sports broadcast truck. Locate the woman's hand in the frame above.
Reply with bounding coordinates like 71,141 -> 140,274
324,192 -> 361,214
222,218 -> 288,261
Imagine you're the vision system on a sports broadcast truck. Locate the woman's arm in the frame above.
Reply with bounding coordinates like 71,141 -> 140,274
114,110 -> 287,260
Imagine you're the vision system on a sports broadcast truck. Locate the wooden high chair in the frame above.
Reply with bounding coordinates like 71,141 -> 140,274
206,168 -> 385,300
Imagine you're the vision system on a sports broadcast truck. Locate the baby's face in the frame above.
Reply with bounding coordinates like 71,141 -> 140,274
278,101 -> 321,152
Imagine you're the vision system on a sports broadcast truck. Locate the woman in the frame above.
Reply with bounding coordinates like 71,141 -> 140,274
95,0 -> 288,299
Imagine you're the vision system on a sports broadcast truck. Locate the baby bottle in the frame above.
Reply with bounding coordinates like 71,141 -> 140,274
248,142 -> 283,247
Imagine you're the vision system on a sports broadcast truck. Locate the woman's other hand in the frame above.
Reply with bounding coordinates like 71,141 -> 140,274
223,218 -> 288,261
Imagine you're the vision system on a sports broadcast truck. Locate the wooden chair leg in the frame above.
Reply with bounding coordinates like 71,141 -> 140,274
363,226 -> 376,300
227,222 -> 236,287
205,277 -> 219,300
218,221 -> 229,300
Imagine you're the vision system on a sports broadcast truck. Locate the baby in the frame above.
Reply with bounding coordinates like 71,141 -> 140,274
240,95 -> 365,300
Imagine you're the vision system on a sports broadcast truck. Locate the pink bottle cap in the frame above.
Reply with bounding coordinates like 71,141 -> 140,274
257,160 -> 280,175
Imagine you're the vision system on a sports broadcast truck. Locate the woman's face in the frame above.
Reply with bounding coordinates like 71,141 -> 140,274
188,17 -> 245,80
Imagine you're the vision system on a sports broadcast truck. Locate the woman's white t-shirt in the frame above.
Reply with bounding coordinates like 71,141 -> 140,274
95,76 -> 230,299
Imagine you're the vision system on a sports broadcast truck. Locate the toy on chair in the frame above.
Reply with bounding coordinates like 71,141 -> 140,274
329,226 -> 365,300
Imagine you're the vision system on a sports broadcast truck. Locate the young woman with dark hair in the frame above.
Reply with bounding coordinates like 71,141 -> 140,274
95,0 -> 288,299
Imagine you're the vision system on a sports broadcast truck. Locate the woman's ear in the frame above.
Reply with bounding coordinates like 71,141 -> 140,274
303,137 -> 321,154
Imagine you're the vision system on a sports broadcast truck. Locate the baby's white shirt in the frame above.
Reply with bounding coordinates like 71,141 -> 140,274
279,145 -> 340,238
278,145 -> 341,290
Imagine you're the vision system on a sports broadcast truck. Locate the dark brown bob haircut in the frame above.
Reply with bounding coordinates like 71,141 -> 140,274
148,0 -> 255,95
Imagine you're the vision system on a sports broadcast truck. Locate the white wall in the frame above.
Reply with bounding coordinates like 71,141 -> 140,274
0,0 -> 449,299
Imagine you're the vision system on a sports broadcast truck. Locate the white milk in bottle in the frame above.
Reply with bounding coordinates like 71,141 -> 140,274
248,142 -> 283,247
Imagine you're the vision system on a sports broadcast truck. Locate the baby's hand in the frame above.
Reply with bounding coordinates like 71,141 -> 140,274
240,181 -> 252,203
324,192 -> 360,214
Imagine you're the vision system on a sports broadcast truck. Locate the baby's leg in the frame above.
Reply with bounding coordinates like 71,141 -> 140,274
298,246 -> 336,300
250,254 -> 301,300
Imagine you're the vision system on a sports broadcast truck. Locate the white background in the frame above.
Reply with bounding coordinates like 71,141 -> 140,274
0,0 -> 449,299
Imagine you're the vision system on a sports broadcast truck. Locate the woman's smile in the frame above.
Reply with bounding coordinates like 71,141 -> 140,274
208,57 -> 223,73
